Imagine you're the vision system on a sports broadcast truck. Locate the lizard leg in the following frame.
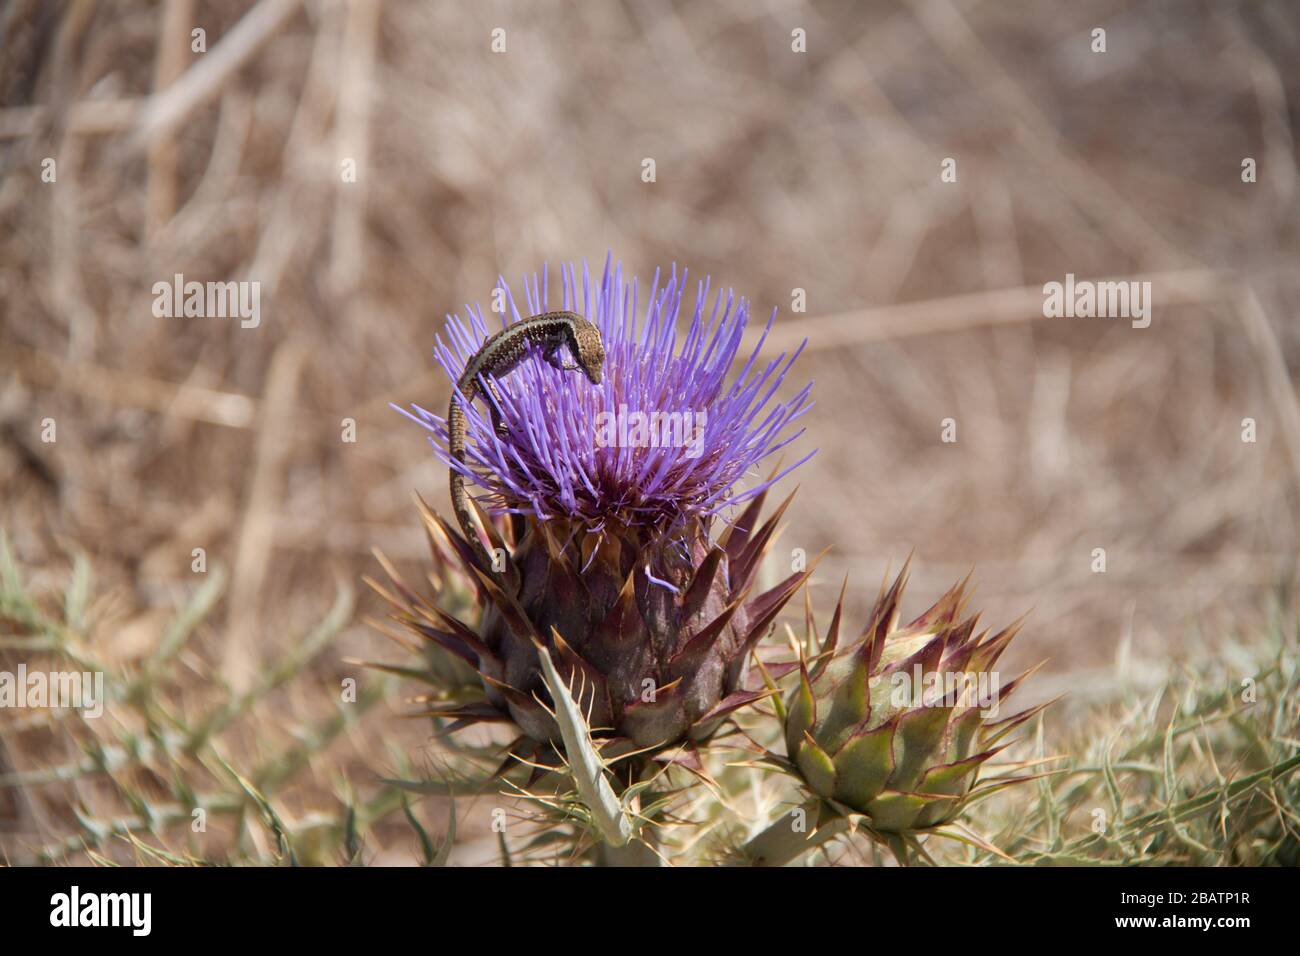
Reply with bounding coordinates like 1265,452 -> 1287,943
543,344 -> 580,373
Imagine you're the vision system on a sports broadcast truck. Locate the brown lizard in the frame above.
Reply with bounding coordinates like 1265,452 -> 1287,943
448,310 -> 606,571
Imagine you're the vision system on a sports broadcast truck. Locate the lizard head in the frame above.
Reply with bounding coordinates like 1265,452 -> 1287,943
571,319 -> 606,385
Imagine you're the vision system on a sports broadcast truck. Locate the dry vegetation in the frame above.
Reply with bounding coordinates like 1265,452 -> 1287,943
1,0 -> 1297,864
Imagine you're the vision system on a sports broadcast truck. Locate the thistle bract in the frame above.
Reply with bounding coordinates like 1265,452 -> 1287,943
387,257 -> 815,761
783,565 -> 1045,832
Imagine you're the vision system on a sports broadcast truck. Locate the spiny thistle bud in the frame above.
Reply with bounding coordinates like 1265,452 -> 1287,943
381,256 -> 815,770
781,563 -> 1048,833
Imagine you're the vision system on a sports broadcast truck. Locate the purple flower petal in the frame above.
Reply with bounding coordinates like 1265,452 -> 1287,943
403,255 -> 814,529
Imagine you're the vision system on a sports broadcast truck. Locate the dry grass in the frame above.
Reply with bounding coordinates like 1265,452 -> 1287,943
1,0 -> 1298,863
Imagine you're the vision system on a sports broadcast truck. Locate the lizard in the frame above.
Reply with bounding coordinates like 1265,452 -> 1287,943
448,310 -> 606,572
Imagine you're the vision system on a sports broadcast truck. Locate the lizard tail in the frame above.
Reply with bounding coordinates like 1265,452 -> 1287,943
448,396 -> 493,572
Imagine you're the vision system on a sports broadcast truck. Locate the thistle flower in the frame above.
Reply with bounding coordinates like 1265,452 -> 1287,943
405,256 -> 813,528
384,256 -> 816,766
779,563 -> 1048,835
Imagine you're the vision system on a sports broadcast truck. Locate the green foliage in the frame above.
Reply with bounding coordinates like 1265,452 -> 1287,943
968,619 -> 1300,866
0,533 -> 403,866
4,533 -> 1295,866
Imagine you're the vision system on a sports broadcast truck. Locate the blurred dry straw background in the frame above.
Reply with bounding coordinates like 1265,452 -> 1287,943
1,0 -> 1298,863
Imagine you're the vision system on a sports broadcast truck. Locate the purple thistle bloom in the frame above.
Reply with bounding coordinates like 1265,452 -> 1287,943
381,257 -> 823,753
398,255 -> 814,532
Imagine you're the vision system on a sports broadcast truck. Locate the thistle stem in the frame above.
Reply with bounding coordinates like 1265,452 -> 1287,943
737,800 -> 850,866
